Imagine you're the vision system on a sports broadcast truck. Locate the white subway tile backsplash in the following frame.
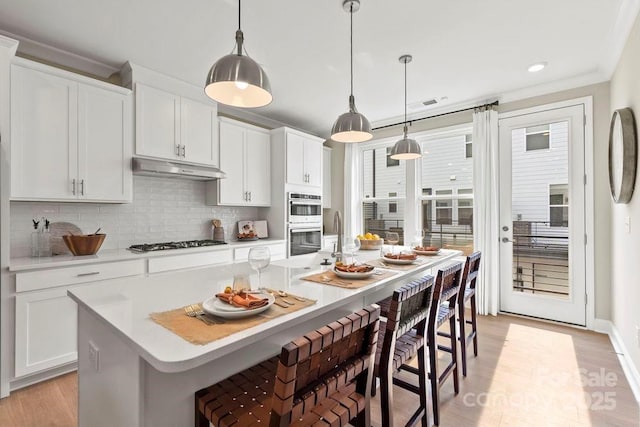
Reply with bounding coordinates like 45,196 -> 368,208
10,176 -> 260,258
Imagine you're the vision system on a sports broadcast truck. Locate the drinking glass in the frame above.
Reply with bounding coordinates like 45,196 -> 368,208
385,231 -> 400,254
233,274 -> 250,292
342,237 -> 361,265
248,246 -> 271,289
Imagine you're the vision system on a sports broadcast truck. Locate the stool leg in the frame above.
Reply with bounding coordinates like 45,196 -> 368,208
470,294 -> 478,357
418,344 -> 429,427
449,313 -> 459,395
380,368 -> 394,427
428,330 -> 440,426
459,301 -> 468,377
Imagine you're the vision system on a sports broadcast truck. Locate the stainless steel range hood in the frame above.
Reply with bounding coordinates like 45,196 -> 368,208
132,158 -> 226,180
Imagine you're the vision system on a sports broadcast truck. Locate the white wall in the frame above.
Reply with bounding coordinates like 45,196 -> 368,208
10,176 -> 258,257
610,10 -> 640,379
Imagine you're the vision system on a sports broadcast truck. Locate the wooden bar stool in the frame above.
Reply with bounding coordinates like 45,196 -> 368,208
374,274 -> 435,427
429,262 -> 463,426
458,251 -> 481,377
195,305 -> 380,427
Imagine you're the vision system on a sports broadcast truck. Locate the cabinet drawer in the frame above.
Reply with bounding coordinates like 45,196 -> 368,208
15,259 -> 145,293
148,250 -> 233,273
234,243 -> 286,263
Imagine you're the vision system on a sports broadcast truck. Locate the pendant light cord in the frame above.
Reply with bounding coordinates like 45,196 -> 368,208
238,0 -> 242,30
404,59 -> 407,125
350,3 -> 354,97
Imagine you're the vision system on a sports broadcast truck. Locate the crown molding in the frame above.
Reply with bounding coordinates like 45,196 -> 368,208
0,29 -> 118,78
0,34 -> 18,55
603,0 -> 640,78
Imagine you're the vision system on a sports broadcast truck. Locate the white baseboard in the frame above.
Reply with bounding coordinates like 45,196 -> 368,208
594,318 -> 640,403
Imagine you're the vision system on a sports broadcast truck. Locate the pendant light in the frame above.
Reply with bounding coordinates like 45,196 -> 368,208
204,0 -> 272,108
331,0 -> 373,143
390,55 -> 422,160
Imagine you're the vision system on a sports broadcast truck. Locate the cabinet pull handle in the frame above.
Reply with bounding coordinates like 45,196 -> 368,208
244,191 -> 247,201
175,145 -> 180,156
72,179 -> 76,195
80,179 -> 85,196
77,271 -> 100,277
181,145 -> 186,157
249,191 -> 252,202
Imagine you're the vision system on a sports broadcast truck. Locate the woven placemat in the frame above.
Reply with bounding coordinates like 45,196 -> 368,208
301,270 -> 397,289
149,294 -> 316,346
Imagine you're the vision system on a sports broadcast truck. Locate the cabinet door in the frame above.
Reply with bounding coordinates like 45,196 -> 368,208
218,120 -> 246,205
180,97 -> 219,166
323,147 -> 332,208
78,84 -> 132,202
304,139 -> 323,187
245,129 -> 271,206
11,65 -> 78,200
15,287 -> 78,377
135,84 -> 180,160
286,132 -> 306,185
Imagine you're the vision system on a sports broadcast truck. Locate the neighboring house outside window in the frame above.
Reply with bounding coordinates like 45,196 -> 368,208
465,134 -> 473,158
386,147 -> 399,167
549,184 -> 568,227
458,188 -> 473,226
525,124 -> 550,151
435,189 -> 453,225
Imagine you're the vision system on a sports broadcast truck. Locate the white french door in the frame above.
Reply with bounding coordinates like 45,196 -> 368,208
498,105 -> 586,325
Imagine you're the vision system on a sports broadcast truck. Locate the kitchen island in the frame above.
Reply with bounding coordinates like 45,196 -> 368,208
68,249 -> 461,427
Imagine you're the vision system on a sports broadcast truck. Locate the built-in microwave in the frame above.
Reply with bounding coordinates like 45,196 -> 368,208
288,193 -> 322,224
288,225 -> 322,257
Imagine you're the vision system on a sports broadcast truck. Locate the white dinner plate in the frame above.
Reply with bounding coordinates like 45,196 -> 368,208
382,256 -> 417,265
333,267 -> 376,279
412,249 -> 441,256
202,293 -> 275,319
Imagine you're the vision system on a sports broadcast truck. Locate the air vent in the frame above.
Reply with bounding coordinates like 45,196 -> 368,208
408,99 -> 439,110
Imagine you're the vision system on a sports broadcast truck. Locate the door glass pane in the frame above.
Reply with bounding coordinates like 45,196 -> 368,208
511,121 -> 569,299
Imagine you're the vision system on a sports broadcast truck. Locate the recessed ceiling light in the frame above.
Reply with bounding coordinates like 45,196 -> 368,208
528,62 -> 547,73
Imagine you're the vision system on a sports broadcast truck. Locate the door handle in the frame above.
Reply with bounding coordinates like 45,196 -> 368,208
80,179 -> 85,196
181,145 -> 186,157
502,237 -> 513,243
72,179 -> 76,195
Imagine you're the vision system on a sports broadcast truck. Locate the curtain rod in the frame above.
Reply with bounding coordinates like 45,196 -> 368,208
372,100 -> 499,131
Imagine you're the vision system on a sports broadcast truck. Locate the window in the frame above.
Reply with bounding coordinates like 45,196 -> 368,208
526,124 -> 550,151
386,147 -> 400,167
435,190 -> 453,225
458,188 -> 473,226
362,146 -> 406,243
549,184 -> 568,227
420,129 -> 474,254
465,134 -> 473,158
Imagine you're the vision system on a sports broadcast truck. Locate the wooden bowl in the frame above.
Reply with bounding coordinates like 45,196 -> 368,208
62,234 -> 106,256
359,239 -> 383,250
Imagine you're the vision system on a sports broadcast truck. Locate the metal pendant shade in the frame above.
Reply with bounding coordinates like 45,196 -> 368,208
331,0 -> 373,143
204,1 -> 272,108
390,54 -> 422,160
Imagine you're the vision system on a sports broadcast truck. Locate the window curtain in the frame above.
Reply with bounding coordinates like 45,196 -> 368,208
343,144 -> 362,240
472,107 -> 500,316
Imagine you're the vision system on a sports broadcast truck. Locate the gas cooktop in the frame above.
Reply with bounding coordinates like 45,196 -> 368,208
128,239 -> 227,253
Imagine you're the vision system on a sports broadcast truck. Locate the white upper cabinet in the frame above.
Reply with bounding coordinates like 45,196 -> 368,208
207,117 -> 270,207
11,61 -> 132,203
272,127 -> 324,189
135,83 -> 218,166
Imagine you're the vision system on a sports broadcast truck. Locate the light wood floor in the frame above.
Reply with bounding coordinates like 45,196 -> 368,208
0,314 -> 638,427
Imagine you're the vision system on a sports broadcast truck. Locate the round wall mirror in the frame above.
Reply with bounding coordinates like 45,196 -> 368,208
609,108 -> 637,204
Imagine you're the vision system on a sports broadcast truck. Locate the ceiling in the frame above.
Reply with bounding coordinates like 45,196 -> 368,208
0,0 -> 636,137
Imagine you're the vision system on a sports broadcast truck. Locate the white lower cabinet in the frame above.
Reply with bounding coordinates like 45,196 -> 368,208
15,285 -> 81,377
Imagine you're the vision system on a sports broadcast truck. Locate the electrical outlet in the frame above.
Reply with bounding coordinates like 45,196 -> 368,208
88,341 -> 99,371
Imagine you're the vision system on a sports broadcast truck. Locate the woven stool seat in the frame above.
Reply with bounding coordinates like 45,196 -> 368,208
196,306 -> 380,427
375,324 -> 424,374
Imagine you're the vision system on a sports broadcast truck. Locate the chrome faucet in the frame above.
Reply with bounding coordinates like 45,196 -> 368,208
332,211 -> 343,262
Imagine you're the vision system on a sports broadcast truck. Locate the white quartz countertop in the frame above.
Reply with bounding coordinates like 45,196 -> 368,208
68,248 -> 461,373
9,239 -> 286,272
